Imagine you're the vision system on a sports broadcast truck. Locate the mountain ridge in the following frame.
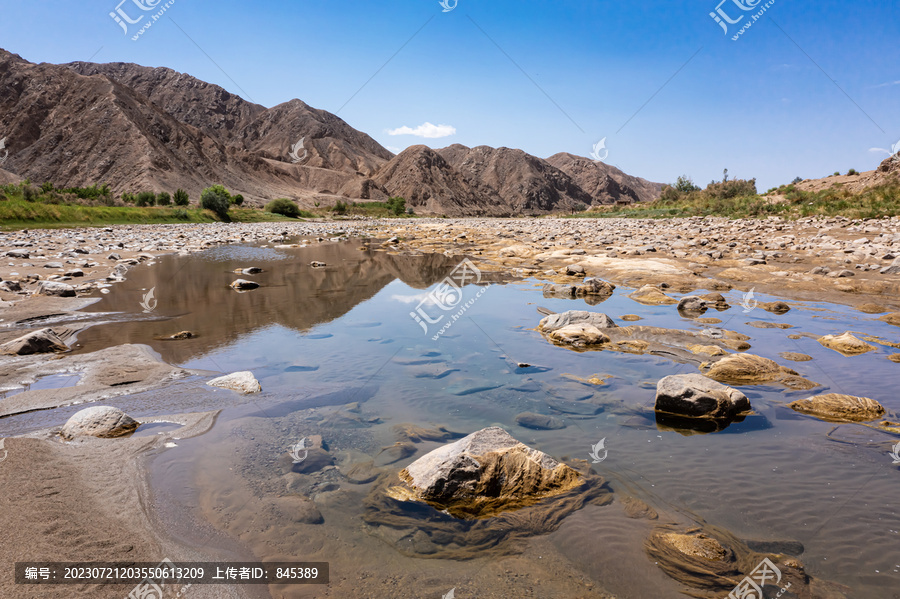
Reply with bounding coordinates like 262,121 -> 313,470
0,48 -> 661,214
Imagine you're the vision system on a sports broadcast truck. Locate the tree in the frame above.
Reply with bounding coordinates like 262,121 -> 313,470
173,188 -> 189,206
135,191 -> 156,206
674,175 -> 700,193
722,168 -> 729,183
231,194 -> 244,206
386,196 -> 406,216
156,191 -> 171,206
265,198 -> 300,218
332,200 -> 348,215
200,185 -> 231,219
791,177 -> 803,185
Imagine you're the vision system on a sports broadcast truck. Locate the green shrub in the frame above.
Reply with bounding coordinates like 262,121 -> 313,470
22,185 -> 37,202
833,172 -> 840,176
265,198 -> 301,218
41,181 -> 54,193
791,177 -> 803,185
406,207 -> 415,216
135,191 -> 156,206
173,188 -> 189,206
848,169 -> 858,176
200,185 -> 231,218
674,175 -> 700,193
332,200 -> 348,215
156,191 -> 171,206
231,194 -> 244,206
386,196 -> 406,216
121,192 -> 136,204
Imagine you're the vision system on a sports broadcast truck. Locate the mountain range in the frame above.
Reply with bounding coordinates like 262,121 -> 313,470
0,49 -> 663,216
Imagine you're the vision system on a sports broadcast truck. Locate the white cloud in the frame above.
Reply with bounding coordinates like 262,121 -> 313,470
872,80 -> 900,89
391,293 -> 433,305
869,147 -> 891,155
387,122 -> 456,138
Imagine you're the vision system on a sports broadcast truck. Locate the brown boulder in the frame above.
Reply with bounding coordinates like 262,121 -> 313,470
387,427 -> 582,519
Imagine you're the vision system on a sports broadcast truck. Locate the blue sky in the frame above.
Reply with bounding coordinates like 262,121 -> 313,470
3,0 -> 898,190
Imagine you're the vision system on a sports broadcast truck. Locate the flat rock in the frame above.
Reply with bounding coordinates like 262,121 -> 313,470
789,393 -> 885,422
539,310 -> 617,332
878,312 -> 900,327
387,426 -> 581,519
61,406 -> 139,439
780,352 -> 812,362
0,328 -> 69,355
818,332 -> 876,356
206,371 -> 261,394
35,281 -> 76,297
655,374 -> 750,419
542,283 -> 575,298
704,353 -> 801,386
547,324 -> 610,348
629,285 -> 678,305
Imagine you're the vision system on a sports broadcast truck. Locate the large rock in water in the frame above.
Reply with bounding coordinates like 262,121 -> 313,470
789,393 -> 885,422
655,374 -> 750,419
0,328 -> 69,355
538,310 -> 617,332
61,406 -> 139,439
387,427 -> 582,519
207,371 -> 261,394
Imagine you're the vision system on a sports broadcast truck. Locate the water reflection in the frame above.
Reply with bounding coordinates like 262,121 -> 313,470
75,241 -> 461,363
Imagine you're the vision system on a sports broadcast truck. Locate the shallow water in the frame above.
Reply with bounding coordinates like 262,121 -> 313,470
11,240 -> 900,597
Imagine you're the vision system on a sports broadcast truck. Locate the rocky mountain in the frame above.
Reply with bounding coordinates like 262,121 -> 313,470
435,145 -> 596,214
0,48 -> 662,214
372,146 -> 508,216
545,152 -> 664,204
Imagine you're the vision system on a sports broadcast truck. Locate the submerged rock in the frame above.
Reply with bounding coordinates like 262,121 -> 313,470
789,393 -> 885,422
61,406 -> 139,439
655,374 -> 750,419
818,332 -> 876,356
515,412 -> 566,430
387,426 -> 582,519
206,371 -> 261,394
0,328 -> 69,355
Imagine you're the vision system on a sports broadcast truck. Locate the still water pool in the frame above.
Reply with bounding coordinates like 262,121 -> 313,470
43,241 -> 900,597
